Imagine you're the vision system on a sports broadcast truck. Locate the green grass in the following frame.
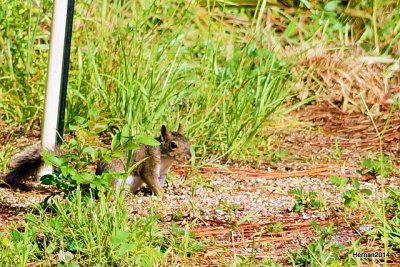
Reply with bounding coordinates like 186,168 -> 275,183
0,189 -> 203,266
1,0 -> 292,160
1,1 -> 399,158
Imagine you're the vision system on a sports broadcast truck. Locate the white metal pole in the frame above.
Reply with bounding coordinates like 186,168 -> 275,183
39,0 -> 69,176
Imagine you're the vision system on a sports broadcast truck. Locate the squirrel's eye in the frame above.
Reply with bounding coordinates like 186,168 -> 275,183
170,141 -> 178,149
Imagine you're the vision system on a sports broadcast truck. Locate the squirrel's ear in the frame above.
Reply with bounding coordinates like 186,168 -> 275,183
177,123 -> 183,134
161,125 -> 170,141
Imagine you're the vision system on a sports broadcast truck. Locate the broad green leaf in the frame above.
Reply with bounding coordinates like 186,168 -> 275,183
344,195 -> 352,207
121,125 -> 130,144
69,124 -> 78,131
82,146 -> 98,159
360,189 -> 372,196
363,158 -> 374,169
113,149 -> 126,158
74,173 -> 94,184
352,178 -> 360,189
40,174 -> 56,185
124,141 -> 139,151
43,153 -> 63,167
330,176 -> 341,186
111,132 -> 121,151
73,116 -> 86,125
341,177 -> 349,186
25,214 -> 37,223
324,1 -> 340,12
111,230 -> 129,246
136,135 -> 160,146
92,123 -> 108,133
82,146 -> 95,155
283,21 -> 296,38
118,243 -> 136,255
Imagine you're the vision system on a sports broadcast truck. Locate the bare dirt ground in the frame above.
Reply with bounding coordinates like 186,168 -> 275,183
1,102 -> 399,265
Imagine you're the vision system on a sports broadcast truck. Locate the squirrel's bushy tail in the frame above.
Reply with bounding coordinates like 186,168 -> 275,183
4,144 -> 44,187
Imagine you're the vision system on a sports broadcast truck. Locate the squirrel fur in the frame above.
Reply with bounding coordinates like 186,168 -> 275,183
3,125 -> 191,195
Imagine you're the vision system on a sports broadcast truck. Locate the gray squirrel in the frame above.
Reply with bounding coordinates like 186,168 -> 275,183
3,125 -> 191,195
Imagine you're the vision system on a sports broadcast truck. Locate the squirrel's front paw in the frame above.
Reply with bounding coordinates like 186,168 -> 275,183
158,175 -> 166,186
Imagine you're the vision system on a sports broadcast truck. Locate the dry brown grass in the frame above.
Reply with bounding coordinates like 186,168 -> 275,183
194,2 -> 400,116
290,43 -> 400,114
